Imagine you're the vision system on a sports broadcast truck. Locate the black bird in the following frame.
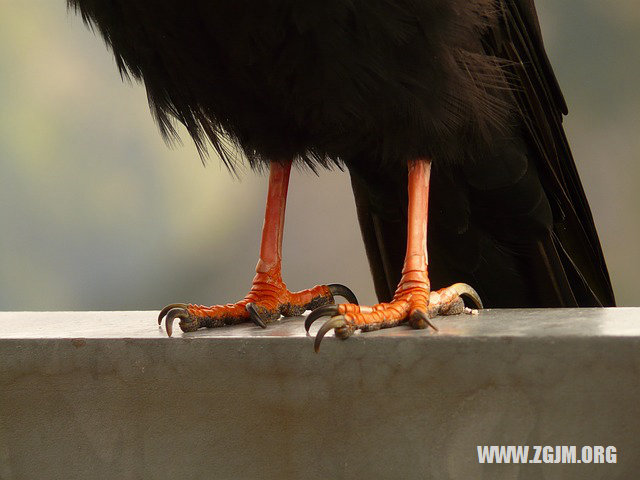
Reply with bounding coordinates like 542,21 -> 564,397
69,0 -> 615,349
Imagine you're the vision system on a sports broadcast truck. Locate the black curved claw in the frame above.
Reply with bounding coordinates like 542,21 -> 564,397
327,284 -> 359,305
165,307 -> 190,337
410,309 -> 438,331
304,304 -> 339,333
314,316 -> 347,353
246,303 -> 267,329
451,283 -> 483,309
158,303 -> 188,325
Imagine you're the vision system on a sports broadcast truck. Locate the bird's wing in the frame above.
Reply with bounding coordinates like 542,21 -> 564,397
487,0 -> 615,306
350,0 -> 615,308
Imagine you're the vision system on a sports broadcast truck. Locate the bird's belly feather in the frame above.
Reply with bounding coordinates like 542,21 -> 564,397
71,0 -> 506,167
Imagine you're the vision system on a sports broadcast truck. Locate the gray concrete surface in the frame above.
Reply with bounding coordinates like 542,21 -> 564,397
0,308 -> 639,479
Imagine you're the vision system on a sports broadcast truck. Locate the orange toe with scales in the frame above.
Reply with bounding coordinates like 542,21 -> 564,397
158,268 -> 338,336
305,282 -> 481,351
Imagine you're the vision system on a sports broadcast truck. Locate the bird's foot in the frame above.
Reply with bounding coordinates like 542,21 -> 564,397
158,269 -> 357,336
306,283 -> 482,351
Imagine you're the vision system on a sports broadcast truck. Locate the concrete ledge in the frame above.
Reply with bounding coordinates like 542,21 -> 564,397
1,309 -> 639,479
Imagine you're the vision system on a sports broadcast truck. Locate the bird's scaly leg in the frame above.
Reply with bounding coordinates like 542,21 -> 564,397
306,158 -> 481,351
158,160 -> 356,336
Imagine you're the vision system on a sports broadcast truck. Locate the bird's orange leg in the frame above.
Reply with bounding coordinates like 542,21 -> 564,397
306,158 -> 482,351
158,160 -> 357,336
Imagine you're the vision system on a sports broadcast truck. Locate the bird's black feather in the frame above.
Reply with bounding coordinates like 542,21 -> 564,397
349,0 -> 615,308
68,0 -> 513,169
68,0 -> 615,308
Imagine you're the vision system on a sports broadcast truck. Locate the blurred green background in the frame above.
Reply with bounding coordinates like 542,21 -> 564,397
1,1 -> 638,311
